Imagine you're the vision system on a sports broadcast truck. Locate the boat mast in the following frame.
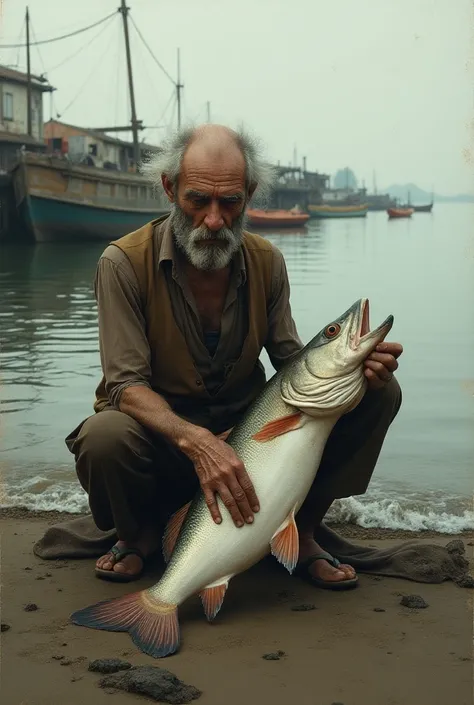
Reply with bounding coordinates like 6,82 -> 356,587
26,6 -> 32,136
176,48 -> 183,129
119,0 -> 140,168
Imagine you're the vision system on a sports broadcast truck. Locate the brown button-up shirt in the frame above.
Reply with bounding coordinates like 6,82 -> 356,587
94,221 -> 303,428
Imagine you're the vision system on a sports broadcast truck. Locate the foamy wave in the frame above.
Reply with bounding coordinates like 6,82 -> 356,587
2,482 -> 473,533
327,496 -> 474,533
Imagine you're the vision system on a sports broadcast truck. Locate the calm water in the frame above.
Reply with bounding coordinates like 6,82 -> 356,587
1,204 -> 473,531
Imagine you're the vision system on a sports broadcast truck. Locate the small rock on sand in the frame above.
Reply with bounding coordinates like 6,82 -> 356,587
291,604 -> 316,612
89,659 -> 132,674
400,595 -> 429,609
24,603 -> 38,612
373,608 -> 386,612
52,655 -> 65,661
262,650 -> 286,660
456,574 -> 474,588
1,623 -> 11,632
98,665 -> 201,703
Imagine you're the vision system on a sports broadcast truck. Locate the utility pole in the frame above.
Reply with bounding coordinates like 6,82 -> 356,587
176,48 -> 183,129
119,0 -> 140,168
26,6 -> 32,136
206,101 -> 211,123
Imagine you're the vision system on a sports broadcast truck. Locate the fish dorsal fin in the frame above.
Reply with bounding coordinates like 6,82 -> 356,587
270,506 -> 299,574
252,412 -> 303,442
199,576 -> 232,622
162,501 -> 192,563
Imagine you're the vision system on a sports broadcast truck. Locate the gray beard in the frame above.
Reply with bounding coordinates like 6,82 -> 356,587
170,203 -> 246,271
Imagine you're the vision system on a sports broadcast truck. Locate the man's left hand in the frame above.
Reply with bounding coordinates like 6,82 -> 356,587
364,342 -> 403,390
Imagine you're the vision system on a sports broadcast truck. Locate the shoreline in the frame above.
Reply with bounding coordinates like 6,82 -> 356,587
2,505 -> 473,541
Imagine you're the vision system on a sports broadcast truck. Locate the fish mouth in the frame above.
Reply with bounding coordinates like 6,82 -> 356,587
352,298 -> 394,350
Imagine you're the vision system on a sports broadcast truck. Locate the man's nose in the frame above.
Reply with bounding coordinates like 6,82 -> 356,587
203,201 -> 224,231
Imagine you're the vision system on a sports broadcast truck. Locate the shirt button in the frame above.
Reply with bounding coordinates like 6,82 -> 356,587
196,380 -> 202,386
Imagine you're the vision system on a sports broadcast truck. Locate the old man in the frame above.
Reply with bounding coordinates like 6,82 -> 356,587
66,124 -> 402,588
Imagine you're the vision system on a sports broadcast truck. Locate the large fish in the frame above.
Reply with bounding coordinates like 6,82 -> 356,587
71,298 -> 393,658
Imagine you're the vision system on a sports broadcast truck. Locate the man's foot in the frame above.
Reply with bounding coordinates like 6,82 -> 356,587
295,539 -> 357,589
95,528 -> 160,582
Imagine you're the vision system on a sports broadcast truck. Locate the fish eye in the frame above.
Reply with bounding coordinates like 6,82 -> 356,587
324,323 -> 341,338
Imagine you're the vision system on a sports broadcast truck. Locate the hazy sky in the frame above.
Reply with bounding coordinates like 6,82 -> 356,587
1,0 -> 473,194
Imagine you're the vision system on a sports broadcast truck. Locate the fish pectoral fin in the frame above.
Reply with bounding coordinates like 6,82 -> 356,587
162,501 -> 192,563
199,576 -> 232,622
270,507 -> 299,574
252,411 -> 303,442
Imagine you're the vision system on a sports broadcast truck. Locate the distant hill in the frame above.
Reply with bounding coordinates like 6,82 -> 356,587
385,183 -> 474,204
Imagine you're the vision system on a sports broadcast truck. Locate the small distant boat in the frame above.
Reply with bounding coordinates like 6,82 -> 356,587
387,207 -> 414,219
410,202 -> 433,213
246,208 -> 310,228
308,203 -> 368,219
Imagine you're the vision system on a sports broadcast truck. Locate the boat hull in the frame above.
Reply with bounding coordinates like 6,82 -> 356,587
387,208 -> 414,219
308,204 -> 368,218
246,209 -> 309,228
19,193 -> 167,242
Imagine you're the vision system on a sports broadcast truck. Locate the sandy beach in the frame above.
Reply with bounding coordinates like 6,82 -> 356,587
1,510 -> 472,705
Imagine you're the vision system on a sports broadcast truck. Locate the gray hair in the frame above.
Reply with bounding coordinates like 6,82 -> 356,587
140,123 -> 277,204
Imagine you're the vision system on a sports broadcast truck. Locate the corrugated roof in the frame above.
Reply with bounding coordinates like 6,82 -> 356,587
45,119 -> 160,152
0,64 -> 55,92
0,131 -> 45,146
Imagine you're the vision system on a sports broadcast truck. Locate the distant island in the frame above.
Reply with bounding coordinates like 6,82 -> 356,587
383,183 -> 474,204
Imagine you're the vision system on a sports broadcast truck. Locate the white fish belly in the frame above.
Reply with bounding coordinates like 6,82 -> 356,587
155,418 -> 334,606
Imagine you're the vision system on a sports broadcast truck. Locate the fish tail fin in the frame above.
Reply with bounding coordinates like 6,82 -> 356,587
71,590 -> 179,658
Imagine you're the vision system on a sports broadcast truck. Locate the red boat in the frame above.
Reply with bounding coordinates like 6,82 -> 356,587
387,207 -> 414,219
247,208 -> 310,228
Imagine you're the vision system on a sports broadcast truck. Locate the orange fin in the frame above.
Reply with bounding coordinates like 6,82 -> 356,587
270,507 -> 299,574
71,590 -> 179,658
199,578 -> 230,622
162,501 -> 192,563
252,412 -> 303,442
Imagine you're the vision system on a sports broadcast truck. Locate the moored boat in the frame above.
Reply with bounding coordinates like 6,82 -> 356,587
11,151 -> 170,242
308,203 -> 368,218
387,207 -> 414,219
246,208 -> 310,228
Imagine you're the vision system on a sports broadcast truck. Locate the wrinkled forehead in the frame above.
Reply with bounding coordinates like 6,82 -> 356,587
180,137 -> 246,196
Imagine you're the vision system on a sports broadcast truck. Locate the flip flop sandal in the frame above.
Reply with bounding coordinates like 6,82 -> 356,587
294,550 -> 358,590
95,545 -> 146,583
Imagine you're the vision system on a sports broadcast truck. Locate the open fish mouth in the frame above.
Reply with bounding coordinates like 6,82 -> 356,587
352,298 -> 394,349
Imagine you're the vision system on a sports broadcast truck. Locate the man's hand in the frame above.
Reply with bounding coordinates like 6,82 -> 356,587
185,430 -> 259,527
364,342 -> 403,390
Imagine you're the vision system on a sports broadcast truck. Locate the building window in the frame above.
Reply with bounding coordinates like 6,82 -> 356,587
3,92 -> 13,121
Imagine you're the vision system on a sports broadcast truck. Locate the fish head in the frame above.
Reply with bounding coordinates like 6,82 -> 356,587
281,298 -> 394,417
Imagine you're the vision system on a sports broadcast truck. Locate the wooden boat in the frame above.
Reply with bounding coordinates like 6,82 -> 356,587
308,203 -> 368,218
11,151 -> 170,242
246,208 -> 310,228
387,207 -> 414,219
411,203 -> 433,212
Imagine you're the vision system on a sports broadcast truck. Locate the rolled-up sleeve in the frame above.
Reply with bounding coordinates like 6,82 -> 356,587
94,246 -> 152,407
265,247 -> 304,371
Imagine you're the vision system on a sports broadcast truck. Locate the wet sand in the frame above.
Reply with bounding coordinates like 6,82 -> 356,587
1,513 -> 473,705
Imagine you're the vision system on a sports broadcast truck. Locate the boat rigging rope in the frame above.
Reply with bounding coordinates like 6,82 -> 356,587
128,14 -> 176,87
0,11 -> 117,48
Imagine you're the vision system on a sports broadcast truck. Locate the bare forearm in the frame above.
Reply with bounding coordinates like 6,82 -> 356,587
119,385 -> 209,455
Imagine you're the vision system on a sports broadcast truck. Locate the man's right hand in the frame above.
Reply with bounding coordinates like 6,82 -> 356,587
184,430 -> 260,527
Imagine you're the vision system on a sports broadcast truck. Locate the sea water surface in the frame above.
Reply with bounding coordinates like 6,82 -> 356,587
1,204 -> 473,532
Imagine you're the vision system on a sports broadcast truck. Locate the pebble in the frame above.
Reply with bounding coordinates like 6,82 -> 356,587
291,603 -> 316,612
262,650 -> 286,661
373,607 -> 386,612
89,659 -> 132,674
24,567 -> 32,571
52,655 -> 65,661
60,659 -> 73,666
24,603 -> 38,612
400,595 -> 429,609
1,623 -> 11,632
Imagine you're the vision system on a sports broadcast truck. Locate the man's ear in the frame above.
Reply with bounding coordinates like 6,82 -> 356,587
161,174 -> 176,202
